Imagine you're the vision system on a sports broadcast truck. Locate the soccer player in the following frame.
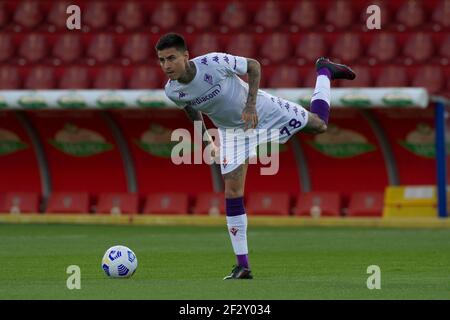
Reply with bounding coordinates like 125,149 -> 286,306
156,33 -> 355,280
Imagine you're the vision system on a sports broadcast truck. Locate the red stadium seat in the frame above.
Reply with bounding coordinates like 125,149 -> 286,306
0,2 -> 9,29
25,66 -> 56,89
302,67 -> 318,88
82,1 -> 111,31
325,0 -> 353,30
376,66 -> 408,87
268,65 -> 300,88
226,33 -> 257,58
339,65 -> 372,88
412,65 -> 444,94
260,33 -> 292,64
403,33 -> 435,64
128,66 -> 162,89
94,66 -> 125,89
347,192 -> 384,217
367,33 -> 398,64
193,192 -> 225,215
18,34 -> 49,64
0,66 -> 21,89
46,192 -> 90,214
150,1 -> 179,33
52,34 -> 83,65
0,193 -> 5,212
191,33 -> 221,57
143,193 -> 189,215
13,0 -> 44,30
439,35 -> 450,64
87,34 -> 117,65
115,1 -> 146,32
432,0 -> 450,30
246,192 -> 291,216
59,66 -> 90,89
121,33 -> 151,64
96,193 -> 139,215
294,192 -> 342,217
290,0 -> 319,32
220,1 -> 248,33
331,33 -> 362,63
396,0 -> 425,30
254,0 -> 283,32
47,0 -> 72,31
0,34 -> 14,63
2,192 -> 39,214
295,33 -> 327,65
185,1 -> 215,32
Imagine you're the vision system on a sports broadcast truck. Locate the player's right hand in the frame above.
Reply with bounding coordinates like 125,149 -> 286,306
242,105 -> 258,130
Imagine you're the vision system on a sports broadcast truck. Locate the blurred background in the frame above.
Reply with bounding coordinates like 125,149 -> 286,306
0,0 -> 448,220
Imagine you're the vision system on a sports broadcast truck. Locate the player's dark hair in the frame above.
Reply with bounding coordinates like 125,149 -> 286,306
155,33 -> 187,52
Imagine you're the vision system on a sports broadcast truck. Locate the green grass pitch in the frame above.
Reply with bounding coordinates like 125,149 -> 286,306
0,223 -> 449,300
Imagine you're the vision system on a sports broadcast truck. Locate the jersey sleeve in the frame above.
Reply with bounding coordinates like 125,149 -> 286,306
164,86 -> 186,109
210,52 -> 248,76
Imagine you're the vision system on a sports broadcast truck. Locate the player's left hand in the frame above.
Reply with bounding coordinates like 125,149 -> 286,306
242,104 -> 258,130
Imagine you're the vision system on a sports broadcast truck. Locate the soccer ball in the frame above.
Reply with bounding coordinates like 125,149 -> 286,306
102,245 -> 138,278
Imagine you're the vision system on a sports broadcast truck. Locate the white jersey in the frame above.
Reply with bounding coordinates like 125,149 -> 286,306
165,52 -> 293,129
164,52 -> 309,174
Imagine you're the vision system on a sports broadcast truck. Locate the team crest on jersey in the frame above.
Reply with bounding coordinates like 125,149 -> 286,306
222,157 -> 228,168
204,73 -> 213,85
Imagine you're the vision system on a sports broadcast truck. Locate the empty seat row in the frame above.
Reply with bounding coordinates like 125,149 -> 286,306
266,64 -> 449,94
1,64 -> 448,95
0,65 -> 164,90
0,191 -> 384,217
1,32 -> 449,66
2,0 -> 449,33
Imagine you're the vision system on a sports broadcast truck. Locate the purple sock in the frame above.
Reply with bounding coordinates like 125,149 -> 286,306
318,67 -> 332,80
226,197 -> 245,216
237,254 -> 249,269
310,99 -> 330,125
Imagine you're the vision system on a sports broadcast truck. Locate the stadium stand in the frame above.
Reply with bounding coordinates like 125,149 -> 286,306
143,192 -> 189,214
46,192 -> 90,213
347,192 -> 384,217
193,192 -> 225,215
1,192 -> 40,214
246,192 -> 291,216
294,192 -> 342,217
96,192 -> 139,215
0,0 -> 446,94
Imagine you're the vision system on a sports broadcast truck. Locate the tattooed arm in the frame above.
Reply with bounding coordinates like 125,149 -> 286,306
242,58 -> 261,130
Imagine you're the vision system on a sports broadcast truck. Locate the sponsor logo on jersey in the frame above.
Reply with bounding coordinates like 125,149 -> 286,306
186,85 -> 222,107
